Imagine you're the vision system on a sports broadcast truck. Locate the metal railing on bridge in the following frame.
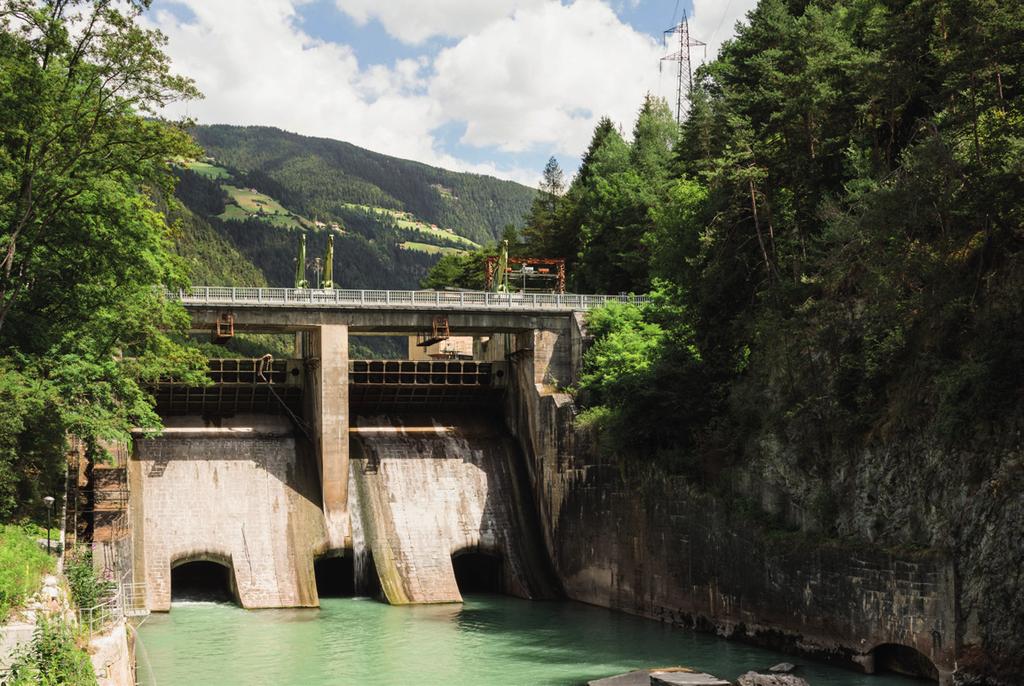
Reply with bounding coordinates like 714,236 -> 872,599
168,287 -> 650,311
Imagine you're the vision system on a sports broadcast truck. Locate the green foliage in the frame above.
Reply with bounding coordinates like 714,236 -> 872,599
0,524 -> 53,621
575,292 -> 706,466
0,365 -> 65,520
578,302 -> 664,404
64,550 -> 113,611
189,333 -> 294,360
6,615 -> 97,686
529,0 -> 1024,496
629,95 -> 678,184
0,0 -> 208,521
420,249 -> 489,291
521,156 -> 565,257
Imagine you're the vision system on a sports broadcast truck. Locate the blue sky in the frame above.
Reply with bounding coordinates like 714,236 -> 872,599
147,0 -> 754,186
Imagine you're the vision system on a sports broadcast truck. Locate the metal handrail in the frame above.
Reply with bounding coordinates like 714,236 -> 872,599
76,590 -> 121,637
75,580 -> 149,636
166,287 -> 650,311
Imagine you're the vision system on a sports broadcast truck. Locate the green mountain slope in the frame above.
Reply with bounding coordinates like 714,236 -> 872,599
189,125 -> 536,245
171,125 -> 534,297
169,203 -> 268,287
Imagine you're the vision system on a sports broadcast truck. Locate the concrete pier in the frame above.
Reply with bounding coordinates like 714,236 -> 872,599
303,325 -> 349,549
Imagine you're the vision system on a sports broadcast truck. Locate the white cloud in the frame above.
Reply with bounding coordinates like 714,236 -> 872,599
690,0 -> 758,65
333,0 -> 546,45
148,1 -> 450,169
146,0 -> 750,185
430,0 -> 663,157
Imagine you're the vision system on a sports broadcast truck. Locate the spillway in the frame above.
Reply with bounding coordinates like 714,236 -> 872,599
348,411 -> 558,604
131,415 -> 327,611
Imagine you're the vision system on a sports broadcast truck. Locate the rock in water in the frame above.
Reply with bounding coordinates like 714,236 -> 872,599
736,672 -> 809,686
650,672 -> 730,686
769,663 -> 796,673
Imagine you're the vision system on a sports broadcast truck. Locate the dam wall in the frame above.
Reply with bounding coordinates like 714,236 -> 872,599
130,405 -> 555,611
502,322 -> 957,682
349,412 -> 557,604
130,415 -> 327,611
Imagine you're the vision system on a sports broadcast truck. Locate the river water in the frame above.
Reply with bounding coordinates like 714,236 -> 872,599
137,596 -> 925,686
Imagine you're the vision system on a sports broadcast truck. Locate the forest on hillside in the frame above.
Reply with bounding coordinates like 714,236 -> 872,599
171,169 -> 440,291
168,125 -> 536,301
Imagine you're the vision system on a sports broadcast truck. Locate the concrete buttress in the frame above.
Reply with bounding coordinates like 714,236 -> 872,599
305,324 -> 350,548
348,413 -> 557,604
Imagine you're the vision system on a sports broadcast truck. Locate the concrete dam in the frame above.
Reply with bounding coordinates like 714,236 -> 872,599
132,409 -> 555,610
130,289 -> 583,613
116,289 -> 961,682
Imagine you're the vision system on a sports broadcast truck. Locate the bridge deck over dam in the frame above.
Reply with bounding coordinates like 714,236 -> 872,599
171,287 -> 648,333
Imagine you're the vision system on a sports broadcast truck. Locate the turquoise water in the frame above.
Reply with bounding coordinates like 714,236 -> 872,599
137,597 -> 925,686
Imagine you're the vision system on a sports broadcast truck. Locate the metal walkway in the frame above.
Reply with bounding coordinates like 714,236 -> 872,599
168,287 -> 649,312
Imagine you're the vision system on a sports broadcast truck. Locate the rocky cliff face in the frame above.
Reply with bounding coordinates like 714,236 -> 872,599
747,419 -> 1024,683
504,348 -> 1022,686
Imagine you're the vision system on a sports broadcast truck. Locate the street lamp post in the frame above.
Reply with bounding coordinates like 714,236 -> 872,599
43,496 -> 55,554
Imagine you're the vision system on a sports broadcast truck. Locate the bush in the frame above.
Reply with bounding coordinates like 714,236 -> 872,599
0,525 -> 54,622
63,551 -> 114,611
6,615 -> 97,686
577,301 -> 664,405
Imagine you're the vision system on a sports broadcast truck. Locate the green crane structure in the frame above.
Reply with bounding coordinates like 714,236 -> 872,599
295,234 -> 308,289
491,240 -> 510,293
322,235 -> 334,289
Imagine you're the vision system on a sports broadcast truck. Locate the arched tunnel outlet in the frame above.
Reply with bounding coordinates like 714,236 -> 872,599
171,560 -> 238,604
872,644 -> 940,681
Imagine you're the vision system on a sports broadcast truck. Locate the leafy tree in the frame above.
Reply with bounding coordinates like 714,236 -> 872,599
420,249 -> 489,291
577,302 -> 664,405
629,94 -> 678,184
0,0 -> 206,519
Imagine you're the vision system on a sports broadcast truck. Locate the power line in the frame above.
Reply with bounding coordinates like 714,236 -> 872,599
708,0 -> 736,46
